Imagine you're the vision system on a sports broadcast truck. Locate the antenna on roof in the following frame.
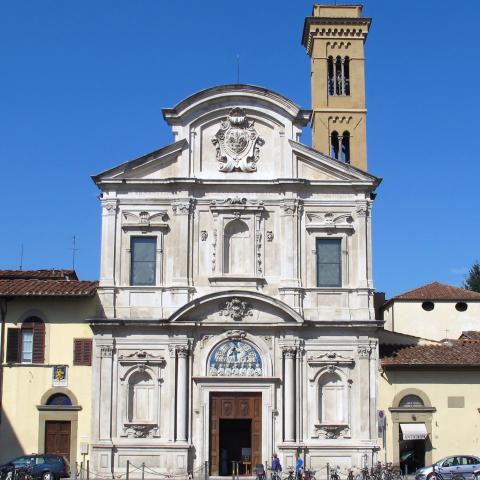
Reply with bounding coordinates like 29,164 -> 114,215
19,244 -> 24,270
72,235 -> 79,271
236,54 -> 240,84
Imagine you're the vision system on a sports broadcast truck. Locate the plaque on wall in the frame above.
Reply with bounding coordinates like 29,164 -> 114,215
52,365 -> 68,387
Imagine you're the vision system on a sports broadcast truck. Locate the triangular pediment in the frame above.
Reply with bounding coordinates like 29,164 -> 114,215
290,139 -> 380,185
92,139 -> 188,183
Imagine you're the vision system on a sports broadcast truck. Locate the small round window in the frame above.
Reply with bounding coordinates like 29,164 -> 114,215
422,301 -> 434,311
455,302 -> 468,312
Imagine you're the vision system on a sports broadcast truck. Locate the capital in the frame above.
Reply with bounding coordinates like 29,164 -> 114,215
282,346 -> 297,359
176,345 -> 190,358
172,200 -> 193,216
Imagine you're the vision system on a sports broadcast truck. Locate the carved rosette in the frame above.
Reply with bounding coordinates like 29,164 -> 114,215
219,298 -> 253,321
212,108 -> 265,172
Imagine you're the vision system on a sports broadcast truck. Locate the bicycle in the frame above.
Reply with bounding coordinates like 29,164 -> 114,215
268,467 -> 282,480
303,469 -> 316,480
329,466 -> 340,480
286,466 -> 295,480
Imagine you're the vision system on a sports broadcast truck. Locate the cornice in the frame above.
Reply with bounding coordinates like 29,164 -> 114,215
302,17 -> 372,55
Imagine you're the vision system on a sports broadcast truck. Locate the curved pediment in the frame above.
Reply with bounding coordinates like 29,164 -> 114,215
168,290 -> 303,324
162,84 -> 310,128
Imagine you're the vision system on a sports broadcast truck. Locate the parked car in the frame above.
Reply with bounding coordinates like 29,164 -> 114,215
415,456 -> 480,480
0,455 -> 69,480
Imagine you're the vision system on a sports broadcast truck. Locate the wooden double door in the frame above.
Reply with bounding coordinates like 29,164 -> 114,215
210,393 -> 262,476
45,421 -> 71,461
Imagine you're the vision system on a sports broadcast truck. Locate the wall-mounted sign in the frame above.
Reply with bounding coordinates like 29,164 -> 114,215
52,365 -> 68,387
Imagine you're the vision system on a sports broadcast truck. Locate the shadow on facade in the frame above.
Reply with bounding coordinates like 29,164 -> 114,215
0,410 -> 24,463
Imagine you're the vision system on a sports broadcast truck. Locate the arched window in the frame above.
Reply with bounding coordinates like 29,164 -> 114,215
223,219 -> 250,275
327,56 -> 335,95
399,394 -> 424,408
327,56 -> 350,96
344,56 -> 350,95
319,372 -> 345,424
341,131 -> 350,163
46,393 -> 72,406
128,370 -> 155,423
331,131 -> 340,159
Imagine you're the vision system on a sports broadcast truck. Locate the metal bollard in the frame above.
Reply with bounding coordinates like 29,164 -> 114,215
142,463 -> 145,480
327,463 -> 330,480
86,461 -> 90,480
204,461 -> 208,480
126,460 -> 130,480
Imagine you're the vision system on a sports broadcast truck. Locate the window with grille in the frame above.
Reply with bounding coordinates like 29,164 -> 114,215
130,236 -> 157,286
316,238 -> 342,287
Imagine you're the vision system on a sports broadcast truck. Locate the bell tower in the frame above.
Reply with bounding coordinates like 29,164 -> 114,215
302,4 -> 371,170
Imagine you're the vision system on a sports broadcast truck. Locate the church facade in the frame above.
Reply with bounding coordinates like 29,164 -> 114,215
90,5 -> 380,476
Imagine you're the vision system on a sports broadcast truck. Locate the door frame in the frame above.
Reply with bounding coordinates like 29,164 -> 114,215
210,392 -> 262,475
37,409 -> 80,465
193,379 -> 278,475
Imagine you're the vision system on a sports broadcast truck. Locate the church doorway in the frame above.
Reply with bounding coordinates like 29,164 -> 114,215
210,393 -> 262,476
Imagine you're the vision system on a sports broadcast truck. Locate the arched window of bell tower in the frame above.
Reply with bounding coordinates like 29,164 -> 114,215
341,131 -> 350,164
327,56 -> 335,95
327,56 -> 350,96
331,131 -> 340,159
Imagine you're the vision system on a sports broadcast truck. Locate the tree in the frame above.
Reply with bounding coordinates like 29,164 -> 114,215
463,261 -> 480,292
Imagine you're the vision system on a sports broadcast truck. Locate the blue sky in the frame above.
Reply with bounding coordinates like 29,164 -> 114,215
1,0 -> 478,298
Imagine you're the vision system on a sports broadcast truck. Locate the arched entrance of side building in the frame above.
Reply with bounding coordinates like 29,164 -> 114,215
389,389 -> 436,474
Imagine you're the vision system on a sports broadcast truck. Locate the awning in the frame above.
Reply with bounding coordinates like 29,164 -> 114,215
400,423 -> 428,440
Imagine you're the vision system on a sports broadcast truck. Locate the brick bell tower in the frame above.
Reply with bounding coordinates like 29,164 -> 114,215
302,4 -> 371,170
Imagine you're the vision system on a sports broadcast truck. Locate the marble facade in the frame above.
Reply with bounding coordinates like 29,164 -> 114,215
90,84 -> 381,477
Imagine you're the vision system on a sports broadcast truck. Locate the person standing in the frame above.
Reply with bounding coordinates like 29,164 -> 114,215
272,453 -> 282,479
295,453 -> 304,480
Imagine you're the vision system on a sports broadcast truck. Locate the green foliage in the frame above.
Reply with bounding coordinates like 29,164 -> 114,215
463,261 -> 480,292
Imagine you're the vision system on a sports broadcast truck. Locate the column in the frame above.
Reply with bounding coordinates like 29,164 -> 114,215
283,347 -> 296,442
172,200 -> 192,285
100,199 -> 118,286
176,345 -> 189,442
280,201 -> 301,287
357,345 -> 371,439
99,344 -> 114,441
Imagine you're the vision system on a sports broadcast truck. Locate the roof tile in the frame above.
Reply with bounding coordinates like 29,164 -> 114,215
381,341 -> 480,367
392,281 -> 480,301
0,279 -> 97,297
0,269 -> 77,280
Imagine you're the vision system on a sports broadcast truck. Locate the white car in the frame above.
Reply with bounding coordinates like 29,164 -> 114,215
415,456 -> 480,480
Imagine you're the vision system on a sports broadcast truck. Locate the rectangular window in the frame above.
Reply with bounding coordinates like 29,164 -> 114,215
316,238 -> 342,287
130,236 -> 157,286
21,330 -> 33,363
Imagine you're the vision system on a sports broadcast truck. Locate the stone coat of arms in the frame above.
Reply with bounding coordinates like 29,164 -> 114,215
212,107 -> 265,172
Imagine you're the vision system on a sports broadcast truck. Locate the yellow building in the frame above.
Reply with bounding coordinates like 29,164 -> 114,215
0,269 -> 98,467
378,283 -> 480,474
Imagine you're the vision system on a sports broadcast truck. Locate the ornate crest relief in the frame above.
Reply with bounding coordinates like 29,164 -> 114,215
212,108 -> 265,172
219,298 -> 253,321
